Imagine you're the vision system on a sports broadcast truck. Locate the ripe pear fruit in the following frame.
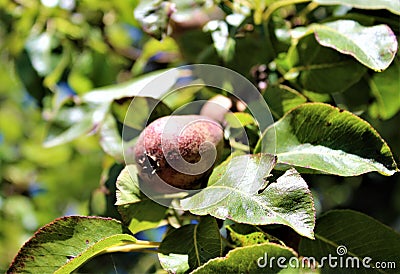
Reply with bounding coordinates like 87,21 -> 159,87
134,115 -> 224,190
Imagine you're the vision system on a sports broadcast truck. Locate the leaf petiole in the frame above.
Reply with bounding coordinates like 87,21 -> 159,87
102,240 -> 160,253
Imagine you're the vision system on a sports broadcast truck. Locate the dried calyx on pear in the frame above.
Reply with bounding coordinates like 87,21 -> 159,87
134,115 -> 224,190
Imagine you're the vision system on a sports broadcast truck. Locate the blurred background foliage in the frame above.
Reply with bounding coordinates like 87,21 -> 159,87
0,0 -> 399,272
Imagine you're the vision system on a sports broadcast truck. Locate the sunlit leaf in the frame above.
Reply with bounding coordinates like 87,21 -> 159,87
68,71 -> 93,95
226,223 -> 270,247
105,24 -> 134,49
256,103 -> 398,176
44,103 -> 109,147
225,112 -> 256,128
134,0 -> 175,40
82,69 -> 176,104
191,242 -> 300,273
314,0 -> 400,15
205,21 -> 236,63
112,96 -> 171,130
116,165 -> 142,206
8,216 -> 136,274
314,20 -> 398,71
158,253 -> 190,274
25,33 -> 61,77
99,114 -> 125,163
181,154 -> 315,239
46,69 -> 175,148
115,165 -> 167,234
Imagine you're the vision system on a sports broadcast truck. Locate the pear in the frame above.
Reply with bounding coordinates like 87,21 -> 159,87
134,115 -> 224,190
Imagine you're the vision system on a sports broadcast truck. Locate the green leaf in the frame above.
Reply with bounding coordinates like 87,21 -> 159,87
132,37 -> 179,75
313,0 -> 400,15
162,84 -> 207,112
227,223 -> 270,247
302,90 -> 332,103
314,20 -> 398,71
20,141 -> 71,168
369,60 -> 400,120
115,165 -> 167,234
25,33 -> 62,77
99,114 -> 141,163
8,216 -> 136,274
225,112 -> 256,128
99,114 -> 126,163
256,103 -> 398,176
134,0 -> 174,40
81,69 -> 175,104
46,68 -> 176,148
116,165 -> 142,205
118,201 -> 167,235
159,216 -> 222,271
89,164 -> 124,219
68,71 -> 93,94
225,24 -> 275,76
112,96 -> 172,130
277,34 -> 367,93
299,210 -> 400,273
44,103 -> 109,147
191,242 -> 299,273
205,21 -> 236,63
158,253 -> 190,274
181,154 -> 315,239
333,77 -> 371,114
43,45 -> 71,89
262,85 -> 307,118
